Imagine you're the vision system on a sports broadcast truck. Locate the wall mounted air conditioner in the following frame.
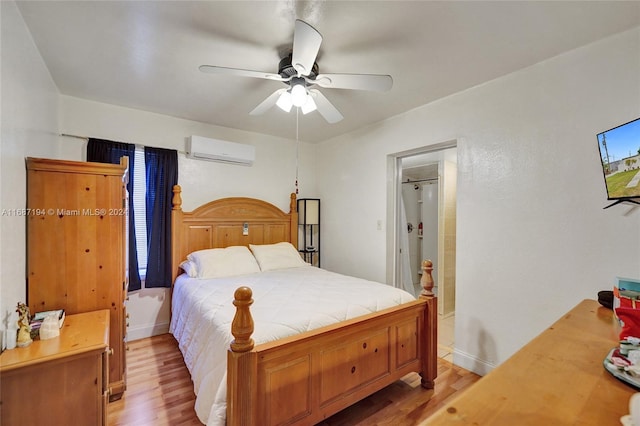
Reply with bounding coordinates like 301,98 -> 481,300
187,135 -> 255,166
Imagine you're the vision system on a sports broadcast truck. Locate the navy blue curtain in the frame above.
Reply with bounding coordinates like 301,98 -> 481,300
87,138 -> 142,291
144,146 -> 178,288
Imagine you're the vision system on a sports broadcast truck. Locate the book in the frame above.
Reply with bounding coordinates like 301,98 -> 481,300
32,309 -> 65,328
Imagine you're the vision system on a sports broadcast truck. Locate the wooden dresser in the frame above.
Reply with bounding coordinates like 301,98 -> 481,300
26,157 -> 128,399
423,299 -> 634,425
0,310 -> 110,425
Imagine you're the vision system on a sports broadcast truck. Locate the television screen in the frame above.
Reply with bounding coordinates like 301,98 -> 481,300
597,117 -> 640,203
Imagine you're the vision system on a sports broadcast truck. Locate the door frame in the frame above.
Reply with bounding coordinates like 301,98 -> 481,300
386,140 -> 457,289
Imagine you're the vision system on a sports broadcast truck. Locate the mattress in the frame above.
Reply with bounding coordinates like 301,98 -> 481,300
169,265 -> 416,425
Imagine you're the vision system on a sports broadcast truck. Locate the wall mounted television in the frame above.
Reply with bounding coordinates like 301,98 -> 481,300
597,117 -> 640,208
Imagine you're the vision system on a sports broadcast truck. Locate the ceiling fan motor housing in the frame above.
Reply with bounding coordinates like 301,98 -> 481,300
279,53 -> 318,82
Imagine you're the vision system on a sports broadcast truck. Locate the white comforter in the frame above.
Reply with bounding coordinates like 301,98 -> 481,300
169,265 -> 415,425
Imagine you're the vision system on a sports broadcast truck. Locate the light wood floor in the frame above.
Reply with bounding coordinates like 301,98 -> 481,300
108,334 -> 480,426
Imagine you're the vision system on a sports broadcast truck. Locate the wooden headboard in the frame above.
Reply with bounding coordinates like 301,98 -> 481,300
171,185 -> 298,283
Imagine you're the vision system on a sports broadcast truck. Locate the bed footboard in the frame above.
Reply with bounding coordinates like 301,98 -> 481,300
227,261 -> 438,425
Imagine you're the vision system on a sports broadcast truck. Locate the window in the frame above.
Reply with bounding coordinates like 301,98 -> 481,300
133,147 -> 148,278
87,138 -> 177,289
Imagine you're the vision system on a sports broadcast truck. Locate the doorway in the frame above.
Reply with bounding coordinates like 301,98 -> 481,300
387,142 -> 457,361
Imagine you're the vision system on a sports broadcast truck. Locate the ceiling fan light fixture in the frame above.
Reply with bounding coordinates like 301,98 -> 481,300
276,91 -> 293,112
290,83 -> 308,107
301,95 -> 317,115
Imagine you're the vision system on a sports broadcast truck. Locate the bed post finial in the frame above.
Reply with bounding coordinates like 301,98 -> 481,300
420,259 -> 435,297
290,192 -> 296,213
172,184 -> 182,211
230,286 -> 255,353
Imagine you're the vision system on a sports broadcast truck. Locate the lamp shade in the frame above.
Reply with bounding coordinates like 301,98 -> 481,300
276,91 -> 293,112
301,95 -> 317,114
291,83 -> 308,107
298,198 -> 320,225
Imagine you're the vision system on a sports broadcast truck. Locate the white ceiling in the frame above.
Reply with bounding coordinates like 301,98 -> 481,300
16,1 -> 640,143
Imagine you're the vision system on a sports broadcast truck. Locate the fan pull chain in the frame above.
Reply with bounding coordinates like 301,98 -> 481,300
295,107 -> 299,195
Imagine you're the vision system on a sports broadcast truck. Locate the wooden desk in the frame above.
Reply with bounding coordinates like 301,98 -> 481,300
0,310 -> 110,425
423,299 -> 635,425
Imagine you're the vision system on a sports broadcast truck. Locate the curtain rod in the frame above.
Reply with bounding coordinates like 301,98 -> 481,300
60,133 -> 89,140
402,177 -> 439,184
59,133 -> 187,155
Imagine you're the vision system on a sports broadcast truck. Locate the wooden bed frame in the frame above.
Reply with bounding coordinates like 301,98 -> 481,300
170,185 -> 438,425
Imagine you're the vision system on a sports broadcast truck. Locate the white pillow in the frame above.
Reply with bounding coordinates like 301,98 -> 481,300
249,242 -> 306,271
186,246 -> 260,279
179,260 -> 198,278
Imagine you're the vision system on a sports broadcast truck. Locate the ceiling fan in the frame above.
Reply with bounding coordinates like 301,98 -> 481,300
199,19 -> 393,124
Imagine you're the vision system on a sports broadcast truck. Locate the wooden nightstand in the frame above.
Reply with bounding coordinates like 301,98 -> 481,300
0,309 -> 111,425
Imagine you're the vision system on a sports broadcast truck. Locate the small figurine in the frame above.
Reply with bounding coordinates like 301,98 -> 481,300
16,302 -> 32,347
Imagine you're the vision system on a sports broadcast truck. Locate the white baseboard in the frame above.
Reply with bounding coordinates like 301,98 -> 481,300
126,321 -> 170,342
452,348 -> 495,376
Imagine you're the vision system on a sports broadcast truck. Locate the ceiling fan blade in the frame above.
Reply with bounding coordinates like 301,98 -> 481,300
309,89 -> 343,124
291,20 -> 322,76
249,89 -> 287,116
199,65 -> 286,82
312,73 -> 393,92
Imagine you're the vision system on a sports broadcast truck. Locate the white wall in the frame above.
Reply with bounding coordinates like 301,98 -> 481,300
1,2 -> 60,336
317,27 -> 640,374
58,95 -> 319,339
